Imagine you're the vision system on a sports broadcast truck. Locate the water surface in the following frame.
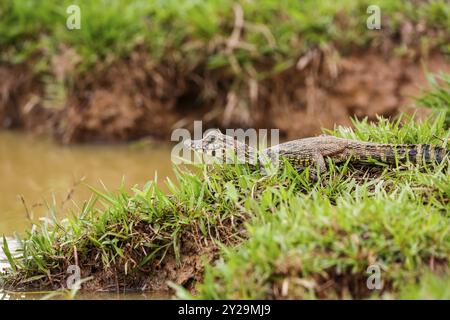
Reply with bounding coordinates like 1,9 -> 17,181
0,131 -> 174,235
0,131 -> 177,299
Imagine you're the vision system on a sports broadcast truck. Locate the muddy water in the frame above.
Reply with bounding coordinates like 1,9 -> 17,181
0,131 -> 176,299
0,128 -> 175,235
0,131 -> 175,236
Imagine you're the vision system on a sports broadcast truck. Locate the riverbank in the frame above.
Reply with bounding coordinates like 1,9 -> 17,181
0,130 -> 175,236
1,0 -> 450,300
1,111 -> 449,298
1,0 -> 450,143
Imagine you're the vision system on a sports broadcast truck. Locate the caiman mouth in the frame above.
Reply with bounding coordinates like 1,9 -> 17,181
184,138 -> 203,150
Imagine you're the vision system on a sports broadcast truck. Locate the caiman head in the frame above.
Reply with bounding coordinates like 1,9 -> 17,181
184,129 -> 256,164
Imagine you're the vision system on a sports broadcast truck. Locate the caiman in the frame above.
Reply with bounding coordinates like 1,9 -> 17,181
185,129 -> 449,178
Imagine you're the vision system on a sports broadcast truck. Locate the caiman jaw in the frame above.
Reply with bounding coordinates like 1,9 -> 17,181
184,138 -> 204,151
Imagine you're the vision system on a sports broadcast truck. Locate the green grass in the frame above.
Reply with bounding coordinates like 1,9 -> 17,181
188,113 -> 450,299
0,166 -> 251,290
2,0 -> 450,299
397,272 -> 450,299
1,111 -> 449,298
417,73 -> 450,128
1,0 -> 449,72
2,0 -> 449,126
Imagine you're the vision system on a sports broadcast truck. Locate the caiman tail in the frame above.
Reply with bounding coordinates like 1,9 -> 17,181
350,142 -> 449,164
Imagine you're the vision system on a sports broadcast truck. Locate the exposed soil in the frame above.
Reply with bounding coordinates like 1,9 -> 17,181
269,256 -> 448,300
1,163 -> 447,297
0,62 -> 52,134
77,239 -> 217,294
265,50 -> 450,139
1,47 -> 449,144
2,211 -> 246,295
1,38 -> 450,296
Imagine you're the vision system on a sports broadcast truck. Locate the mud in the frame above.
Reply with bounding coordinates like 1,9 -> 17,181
0,62 -> 51,133
1,161 -> 446,296
1,48 -> 449,143
265,50 -> 450,139
2,213 -> 245,294
1,42 -> 449,296
56,50 -> 186,143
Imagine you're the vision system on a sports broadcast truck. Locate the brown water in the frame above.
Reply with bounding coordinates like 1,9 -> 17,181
0,131 -> 174,236
0,131 -> 176,299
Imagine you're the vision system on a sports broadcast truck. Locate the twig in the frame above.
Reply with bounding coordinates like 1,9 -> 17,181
18,195 -> 32,221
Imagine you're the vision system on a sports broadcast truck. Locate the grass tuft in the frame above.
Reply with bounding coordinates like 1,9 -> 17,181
416,73 -> 450,128
1,0 -> 449,71
1,111 -> 449,298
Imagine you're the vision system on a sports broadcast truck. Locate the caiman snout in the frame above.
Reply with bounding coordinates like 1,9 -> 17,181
184,138 -> 202,150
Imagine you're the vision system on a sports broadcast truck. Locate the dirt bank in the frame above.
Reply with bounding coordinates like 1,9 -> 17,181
0,62 -> 51,133
2,204 -> 246,295
1,48 -> 449,143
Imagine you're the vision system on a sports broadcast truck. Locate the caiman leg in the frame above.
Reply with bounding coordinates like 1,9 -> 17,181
309,151 -> 327,180
286,150 -> 327,180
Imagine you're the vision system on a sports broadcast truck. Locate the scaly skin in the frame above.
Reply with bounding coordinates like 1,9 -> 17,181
186,130 -> 449,177
185,129 -> 258,165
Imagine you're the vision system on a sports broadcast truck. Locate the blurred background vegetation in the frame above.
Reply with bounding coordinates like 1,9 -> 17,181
1,0 -> 449,69
1,0 -> 450,300
0,0 -> 449,143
